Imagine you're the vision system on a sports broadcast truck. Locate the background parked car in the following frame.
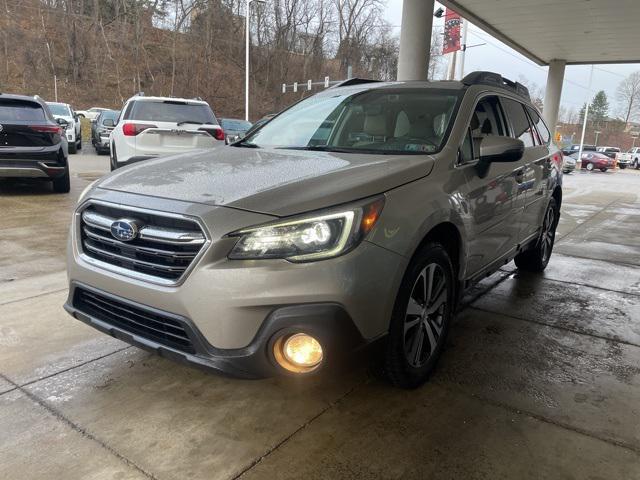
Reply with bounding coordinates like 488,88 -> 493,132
91,109 -> 120,154
220,118 -> 252,144
562,155 -> 576,173
597,146 -> 622,167
572,151 -> 614,172
619,147 -> 640,169
0,93 -> 70,192
46,101 -> 82,154
76,107 -> 108,120
109,94 -> 224,170
561,143 -> 596,155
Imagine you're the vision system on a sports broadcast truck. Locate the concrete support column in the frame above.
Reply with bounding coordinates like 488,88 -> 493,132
543,59 -> 566,131
397,0 -> 434,81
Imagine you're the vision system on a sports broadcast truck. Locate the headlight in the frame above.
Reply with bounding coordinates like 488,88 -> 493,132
227,196 -> 385,262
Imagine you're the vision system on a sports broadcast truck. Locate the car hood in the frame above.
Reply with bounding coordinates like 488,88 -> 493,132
98,146 -> 435,216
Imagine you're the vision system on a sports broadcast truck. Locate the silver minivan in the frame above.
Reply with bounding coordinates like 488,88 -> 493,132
65,72 -> 562,388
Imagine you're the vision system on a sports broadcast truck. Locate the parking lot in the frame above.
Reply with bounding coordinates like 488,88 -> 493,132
1,149 -> 639,479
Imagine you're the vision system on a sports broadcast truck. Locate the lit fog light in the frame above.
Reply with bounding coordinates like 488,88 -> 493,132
274,333 -> 323,373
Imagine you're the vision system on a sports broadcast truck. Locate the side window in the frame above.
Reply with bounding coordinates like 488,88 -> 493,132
526,107 -> 550,145
122,101 -> 134,120
501,97 -> 535,148
462,95 -> 506,163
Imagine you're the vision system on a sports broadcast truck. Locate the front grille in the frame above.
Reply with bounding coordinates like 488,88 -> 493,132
74,287 -> 195,353
79,203 -> 206,282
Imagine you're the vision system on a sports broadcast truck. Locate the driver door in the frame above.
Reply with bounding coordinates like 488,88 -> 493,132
458,95 -> 526,276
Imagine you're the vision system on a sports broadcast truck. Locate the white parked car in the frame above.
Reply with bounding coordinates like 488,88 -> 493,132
46,102 -> 82,154
76,107 -> 108,121
619,146 -> 640,169
109,95 -> 224,170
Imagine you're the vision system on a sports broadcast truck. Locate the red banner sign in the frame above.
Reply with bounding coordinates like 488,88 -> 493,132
443,9 -> 461,54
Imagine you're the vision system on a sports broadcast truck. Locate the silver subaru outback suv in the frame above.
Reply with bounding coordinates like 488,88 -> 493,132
65,72 -> 562,388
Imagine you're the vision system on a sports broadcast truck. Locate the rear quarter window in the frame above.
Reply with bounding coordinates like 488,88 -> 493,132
526,106 -> 550,145
0,100 -> 46,121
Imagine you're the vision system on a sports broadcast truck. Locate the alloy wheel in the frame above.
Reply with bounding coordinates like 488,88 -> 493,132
403,263 -> 448,368
540,206 -> 555,263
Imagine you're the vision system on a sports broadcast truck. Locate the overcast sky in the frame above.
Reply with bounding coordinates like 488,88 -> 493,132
384,0 -> 640,119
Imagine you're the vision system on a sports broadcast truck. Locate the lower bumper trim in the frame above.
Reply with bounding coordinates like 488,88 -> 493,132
65,281 -> 366,378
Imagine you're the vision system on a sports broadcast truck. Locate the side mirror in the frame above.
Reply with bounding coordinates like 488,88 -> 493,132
56,118 -> 69,127
103,118 -> 115,127
475,136 -> 524,178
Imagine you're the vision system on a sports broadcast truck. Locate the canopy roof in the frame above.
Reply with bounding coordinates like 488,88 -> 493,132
441,0 -> 640,65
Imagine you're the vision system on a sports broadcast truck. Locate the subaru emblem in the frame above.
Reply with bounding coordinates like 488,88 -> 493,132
110,219 -> 138,242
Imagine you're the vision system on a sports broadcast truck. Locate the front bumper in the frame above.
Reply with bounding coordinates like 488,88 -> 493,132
65,191 -> 406,377
64,282 -> 365,378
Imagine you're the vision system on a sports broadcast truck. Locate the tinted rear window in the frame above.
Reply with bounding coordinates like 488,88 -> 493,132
501,97 -> 535,147
100,110 -> 120,124
0,100 -> 46,121
128,101 -> 216,124
221,119 -> 252,131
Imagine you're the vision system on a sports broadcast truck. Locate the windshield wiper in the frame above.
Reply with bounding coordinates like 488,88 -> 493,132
176,120 -> 204,126
232,139 -> 260,148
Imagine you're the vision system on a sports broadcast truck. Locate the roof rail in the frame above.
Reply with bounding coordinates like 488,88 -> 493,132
331,78 -> 382,89
462,71 -> 530,100
134,91 -> 145,97
192,96 -> 203,101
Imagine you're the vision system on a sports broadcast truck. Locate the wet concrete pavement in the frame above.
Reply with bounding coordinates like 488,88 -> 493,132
1,151 -> 639,479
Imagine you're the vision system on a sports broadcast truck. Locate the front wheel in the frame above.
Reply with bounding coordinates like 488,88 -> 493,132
600,168 -> 607,172
620,164 -> 627,170
381,243 -> 455,389
515,198 -> 558,272
68,141 -> 77,154
634,159 -> 640,170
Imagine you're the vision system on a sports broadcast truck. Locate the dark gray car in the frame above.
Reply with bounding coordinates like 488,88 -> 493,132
220,118 -> 252,144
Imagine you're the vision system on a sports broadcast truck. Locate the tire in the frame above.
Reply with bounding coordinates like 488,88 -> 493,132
586,162 -> 594,171
634,159 -> 640,170
381,242 -> 455,389
68,141 -> 77,154
110,144 -> 117,171
51,166 -> 70,193
514,198 -> 558,273
620,164 -> 627,170
600,168 -> 607,172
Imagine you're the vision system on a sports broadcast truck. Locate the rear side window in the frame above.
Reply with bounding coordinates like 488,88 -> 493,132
526,107 -> 550,145
0,100 -> 46,121
129,101 -> 216,124
501,97 -> 535,148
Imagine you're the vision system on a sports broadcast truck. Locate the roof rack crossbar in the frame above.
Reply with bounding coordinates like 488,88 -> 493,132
462,71 -> 530,100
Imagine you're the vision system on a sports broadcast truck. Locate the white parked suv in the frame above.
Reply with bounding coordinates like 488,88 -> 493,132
46,102 -> 82,154
110,94 -> 224,170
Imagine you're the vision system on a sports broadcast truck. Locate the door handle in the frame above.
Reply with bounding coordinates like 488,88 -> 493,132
514,169 -> 525,183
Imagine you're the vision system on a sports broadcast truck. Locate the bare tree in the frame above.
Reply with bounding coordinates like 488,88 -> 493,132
616,71 -> 640,128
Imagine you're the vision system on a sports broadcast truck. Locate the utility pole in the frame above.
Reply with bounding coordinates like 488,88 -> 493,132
245,0 -> 265,122
54,75 -> 58,102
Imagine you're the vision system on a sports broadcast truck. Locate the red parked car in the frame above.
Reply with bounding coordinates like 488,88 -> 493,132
571,151 -> 615,172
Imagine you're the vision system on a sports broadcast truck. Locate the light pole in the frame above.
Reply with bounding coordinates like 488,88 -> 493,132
594,130 -> 601,146
245,0 -> 265,122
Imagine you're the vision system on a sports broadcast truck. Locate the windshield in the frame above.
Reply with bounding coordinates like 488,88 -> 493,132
129,101 -> 216,124
221,119 -> 252,131
47,103 -> 71,117
243,88 -> 460,154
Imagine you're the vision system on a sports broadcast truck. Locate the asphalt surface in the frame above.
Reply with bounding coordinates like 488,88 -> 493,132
1,147 -> 639,479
